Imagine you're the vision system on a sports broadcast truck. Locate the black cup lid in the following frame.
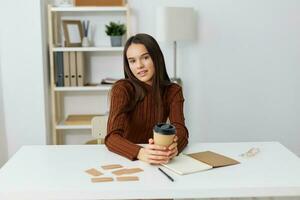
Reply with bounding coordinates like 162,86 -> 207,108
153,123 -> 176,135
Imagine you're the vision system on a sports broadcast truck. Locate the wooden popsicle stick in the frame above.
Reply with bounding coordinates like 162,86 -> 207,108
85,168 -> 103,176
112,168 -> 143,176
91,177 -> 114,183
101,164 -> 123,170
116,176 -> 139,182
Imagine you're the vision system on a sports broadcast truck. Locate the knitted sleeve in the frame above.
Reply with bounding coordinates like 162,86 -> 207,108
104,81 -> 142,160
168,85 -> 189,153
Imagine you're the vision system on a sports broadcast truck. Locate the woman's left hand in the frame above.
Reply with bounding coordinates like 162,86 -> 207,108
149,136 -> 178,160
167,136 -> 178,160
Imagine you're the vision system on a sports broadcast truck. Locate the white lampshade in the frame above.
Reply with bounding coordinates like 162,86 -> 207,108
156,7 -> 197,42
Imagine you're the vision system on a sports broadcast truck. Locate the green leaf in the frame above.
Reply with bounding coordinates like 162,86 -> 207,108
105,21 -> 126,36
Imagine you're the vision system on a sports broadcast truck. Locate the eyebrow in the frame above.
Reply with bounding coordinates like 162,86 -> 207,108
127,52 -> 149,60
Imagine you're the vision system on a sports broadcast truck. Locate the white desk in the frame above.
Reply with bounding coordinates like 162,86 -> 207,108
0,142 -> 300,199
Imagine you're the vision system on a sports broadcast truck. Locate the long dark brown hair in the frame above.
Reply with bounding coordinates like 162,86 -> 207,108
122,33 -> 171,120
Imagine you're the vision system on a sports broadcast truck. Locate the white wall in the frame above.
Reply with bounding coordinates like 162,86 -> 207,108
129,0 -> 300,155
0,0 -> 49,160
0,0 -> 299,162
0,42 -> 8,167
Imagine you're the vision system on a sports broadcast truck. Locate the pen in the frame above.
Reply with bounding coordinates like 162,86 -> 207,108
158,167 -> 174,182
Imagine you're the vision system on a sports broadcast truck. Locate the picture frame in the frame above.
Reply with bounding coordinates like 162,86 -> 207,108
62,20 -> 83,47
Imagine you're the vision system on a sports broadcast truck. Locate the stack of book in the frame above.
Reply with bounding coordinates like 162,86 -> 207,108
100,78 -> 119,85
64,114 -> 106,125
54,52 -> 86,87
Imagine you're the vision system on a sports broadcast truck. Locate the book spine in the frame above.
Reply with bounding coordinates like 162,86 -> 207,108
70,52 -> 77,86
76,52 -> 85,86
55,52 -> 64,87
63,52 -> 70,87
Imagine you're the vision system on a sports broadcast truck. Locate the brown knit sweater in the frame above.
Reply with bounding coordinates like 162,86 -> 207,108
105,79 -> 189,160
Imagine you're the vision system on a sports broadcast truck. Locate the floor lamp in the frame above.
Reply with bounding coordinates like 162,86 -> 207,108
156,7 -> 196,85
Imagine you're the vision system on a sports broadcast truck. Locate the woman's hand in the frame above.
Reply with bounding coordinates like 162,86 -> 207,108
137,140 -> 169,164
167,136 -> 178,160
137,136 -> 178,164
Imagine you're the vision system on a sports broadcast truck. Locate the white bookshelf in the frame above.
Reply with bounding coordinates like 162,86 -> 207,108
54,85 -> 112,92
51,6 -> 127,12
52,46 -> 123,52
48,4 -> 130,144
56,122 -> 92,130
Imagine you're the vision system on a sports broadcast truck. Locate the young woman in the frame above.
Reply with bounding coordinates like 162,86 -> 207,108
105,33 -> 189,164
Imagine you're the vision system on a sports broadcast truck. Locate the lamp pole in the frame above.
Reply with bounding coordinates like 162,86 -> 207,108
171,41 -> 182,85
174,41 -> 177,78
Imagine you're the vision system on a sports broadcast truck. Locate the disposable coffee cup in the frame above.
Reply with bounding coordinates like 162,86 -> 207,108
153,123 -> 176,147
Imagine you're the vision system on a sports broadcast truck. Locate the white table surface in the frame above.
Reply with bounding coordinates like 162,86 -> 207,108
0,142 -> 300,200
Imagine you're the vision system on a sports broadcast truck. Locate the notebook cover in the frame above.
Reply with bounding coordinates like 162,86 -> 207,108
188,151 -> 240,168
162,154 -> 212,175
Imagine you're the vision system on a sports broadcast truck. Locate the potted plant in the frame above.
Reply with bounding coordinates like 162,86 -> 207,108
105,21 -> 126,47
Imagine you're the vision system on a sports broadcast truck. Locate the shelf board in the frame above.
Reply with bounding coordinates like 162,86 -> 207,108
51,6 -> 127,12
56,113 -> 108,130
56,123 -> 91,130
52,46 -> 123,52
54,86 -> 112,92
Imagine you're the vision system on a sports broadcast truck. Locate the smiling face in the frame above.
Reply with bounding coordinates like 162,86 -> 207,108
126,43 -> 155,85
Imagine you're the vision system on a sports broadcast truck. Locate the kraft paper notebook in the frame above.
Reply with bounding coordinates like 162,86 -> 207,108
162,151 -> 240,175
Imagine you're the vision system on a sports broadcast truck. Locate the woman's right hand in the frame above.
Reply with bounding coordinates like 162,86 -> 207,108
137,139 -> 171,164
